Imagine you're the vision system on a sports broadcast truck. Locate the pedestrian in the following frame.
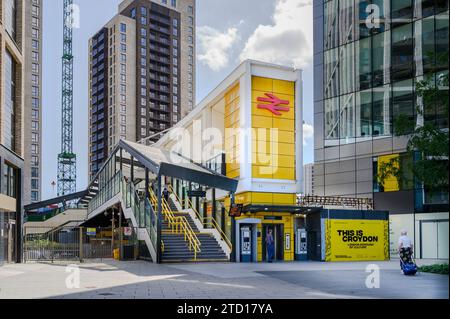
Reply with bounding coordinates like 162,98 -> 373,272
266,229 -> 275,263
162,187 -> 169,202
398,229 -> 413,272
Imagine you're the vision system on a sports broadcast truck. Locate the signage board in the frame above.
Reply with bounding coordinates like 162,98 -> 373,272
187,190 -> 206,197
86,228 -> 97,236
325,219 -> 389,262
229,204 -> 243,217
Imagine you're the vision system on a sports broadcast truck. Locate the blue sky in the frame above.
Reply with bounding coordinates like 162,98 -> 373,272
42,0 -> 314,200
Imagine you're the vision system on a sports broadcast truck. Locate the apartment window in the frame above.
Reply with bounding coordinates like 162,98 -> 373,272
120,53 -> 126,63
171,0 -> 177,7
32,40 -> 39,50
120,23 -> 127,33
141,28 -> 147,36
3,164 -> 17,198
173,48 -> 178,57
120,33 -> 126,43
173,18 -> 178,27
31,191 -> 39,202
32,28 -> 39,39
121,64 -> 126,73
162,0 -> 168,4
31,179 -> 39,190
140,6 -> 147,16
31,144 -> 39,155
141,17 -> 147,25
31,156 -> 39,166
173,39 -> 178,47
189,46 -> 194,56
31,132 -> 38,142
121,43 -> 127,53
32,17 -> 39,28
32,109 -> 39,120
131,8 -> 136,19
32,74 -> 39,85
31,167 -> 39,178
121,115 -> 126,124
32,5 -> 39,16
188,5 -> 194,14
121,126 -> 126,134
32,51 -> 39,62
188,36 -> 193,44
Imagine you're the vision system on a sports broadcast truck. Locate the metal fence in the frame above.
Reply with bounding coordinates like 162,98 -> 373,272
24,226 -> 139,262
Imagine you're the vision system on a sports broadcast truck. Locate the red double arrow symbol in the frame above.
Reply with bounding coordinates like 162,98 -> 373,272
257,93 -> 290,116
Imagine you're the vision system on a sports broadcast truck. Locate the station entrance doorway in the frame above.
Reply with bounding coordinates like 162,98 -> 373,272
262,224 -> 284,262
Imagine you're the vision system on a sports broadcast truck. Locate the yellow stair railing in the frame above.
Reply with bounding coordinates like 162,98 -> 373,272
149,188 -> 201,260
168,185 -> 232,250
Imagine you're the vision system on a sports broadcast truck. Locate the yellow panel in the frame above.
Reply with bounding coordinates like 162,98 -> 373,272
275,93 -> 295,108
275,142 -> 295,156
253,153 -> 274,166
378,154 -> 400,192
273,193 -> 296,205
273,167 -> 295,180
252,165 -> 274,179
252,76 -> 273,92
277,155 -> 296,168
277,131 -> 295,144
227,169 -> 240,178
252,115 -> 273,128
273,79 -> 295,95
273,118 -> 295,131
252,192 -> 273,205
252,140 -> 272,154
235,192 -> 251,205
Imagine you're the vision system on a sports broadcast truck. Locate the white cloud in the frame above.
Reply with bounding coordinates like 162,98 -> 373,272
197,26 -> 239,72
240,0 -> 313,69
303,122 -> 314,145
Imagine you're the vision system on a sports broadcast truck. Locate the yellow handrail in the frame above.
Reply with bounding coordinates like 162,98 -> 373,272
149,188 -> 201,260
168,185 -> 232,250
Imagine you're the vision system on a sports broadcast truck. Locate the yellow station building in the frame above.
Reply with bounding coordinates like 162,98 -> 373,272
156,60 -> 304,262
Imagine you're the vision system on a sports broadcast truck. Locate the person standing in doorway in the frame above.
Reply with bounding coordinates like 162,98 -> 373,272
162,187 -> 169,203
266,228 -> 275,263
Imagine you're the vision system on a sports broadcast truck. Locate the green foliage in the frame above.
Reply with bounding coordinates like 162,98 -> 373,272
418,264 -> 449,275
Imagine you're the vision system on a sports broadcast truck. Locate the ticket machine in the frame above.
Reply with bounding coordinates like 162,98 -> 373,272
240,225 -> 253,262
295,228 -> 308,261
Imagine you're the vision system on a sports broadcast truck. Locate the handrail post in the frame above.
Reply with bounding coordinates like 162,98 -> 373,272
156,175 -> 162,264
79,227 -> 83,263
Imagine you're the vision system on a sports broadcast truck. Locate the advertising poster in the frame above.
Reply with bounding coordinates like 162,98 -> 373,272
325,219 -> 389,262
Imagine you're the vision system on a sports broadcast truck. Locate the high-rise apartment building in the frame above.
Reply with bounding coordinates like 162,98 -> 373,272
313,0 -> 449,258
88,0 -> 196,179
23,0 -> 43,204
1,0 -> 25,264
302,163 -> 314,195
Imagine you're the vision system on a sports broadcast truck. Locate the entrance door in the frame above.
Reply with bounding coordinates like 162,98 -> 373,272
262,225 -> 284,262
421,220 -> 449,259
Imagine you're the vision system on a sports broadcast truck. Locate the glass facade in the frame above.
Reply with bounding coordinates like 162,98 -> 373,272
323,0 -> 449,146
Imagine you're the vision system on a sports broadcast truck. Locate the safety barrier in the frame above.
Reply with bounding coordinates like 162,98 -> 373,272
169,185 -> 232,250
149,188 -> 201,260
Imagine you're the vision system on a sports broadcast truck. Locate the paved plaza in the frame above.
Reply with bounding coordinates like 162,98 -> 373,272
0,259 -> 448,299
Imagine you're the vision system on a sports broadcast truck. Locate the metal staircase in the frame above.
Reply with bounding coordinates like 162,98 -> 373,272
149,190 -> 228,262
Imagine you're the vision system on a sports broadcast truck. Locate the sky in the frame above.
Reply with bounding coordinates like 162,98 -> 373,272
42,0 -> 314,200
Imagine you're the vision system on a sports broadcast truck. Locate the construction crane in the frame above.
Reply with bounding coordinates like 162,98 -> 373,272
57,0 -> 77,196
